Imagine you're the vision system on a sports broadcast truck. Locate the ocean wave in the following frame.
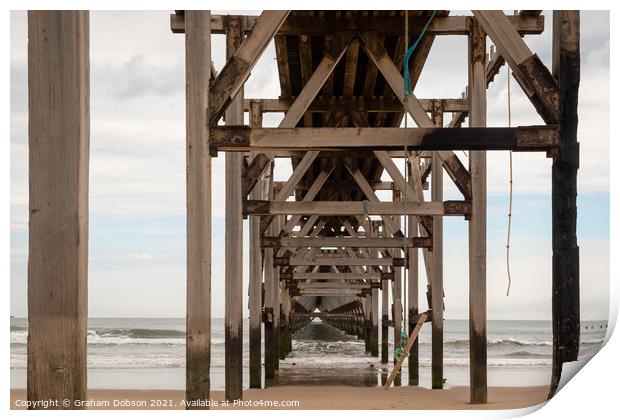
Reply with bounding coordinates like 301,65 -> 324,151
445,338 -> 553,347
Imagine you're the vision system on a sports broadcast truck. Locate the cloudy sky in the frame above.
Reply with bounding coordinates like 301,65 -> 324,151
10,10 -> 609,320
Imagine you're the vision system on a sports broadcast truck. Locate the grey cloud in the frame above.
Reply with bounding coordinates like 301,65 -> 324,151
101,54 -> 184,100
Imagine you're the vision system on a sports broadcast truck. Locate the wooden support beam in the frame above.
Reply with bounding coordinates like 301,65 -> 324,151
344,159 -> 404,236
211,126 -> 558,153
262,236 -> 432,249
171,13 -> 545,37
384,312 -> 428,390
473,10 -> 560,124
248,101 -> 264,389
282,272 -> 387,280
358,30 -> 473,200
468,18 -> 488,403
279,31 -> 354,128
281,164 -> 335,233
391,190 -> 403,379
208,11 -> 289,125
246,200 -> 470,217
275,256 -> 404,266
243,97 -> 469,113
182,11 -> 212,408
27,11 -> 89,408
243,151 -> 270,197
407,217 -> 420,385
549,10 -> 580,400
431,102 -> 445,391
373,151 -> 433,234
291,282 -> 372,289
431,152 -> 444,390
224,18 -> 244,401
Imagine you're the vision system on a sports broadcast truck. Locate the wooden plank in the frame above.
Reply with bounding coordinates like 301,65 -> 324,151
291,283 -> 372,289
384,313 -> 428,390
275,257 -> 403,266
209,11 -> 289,125
248,101 -> 264,389
283,272 -> 385,280
246,200 -> 470,216
27,11 -> 89,408
211,126 -> 559,152
172,13 -> 545,36
549,10 -> 580,400
262,236 -> 432,249
473,10 -> 560,124
243,97 -> 469,113
468,18 -> 488,404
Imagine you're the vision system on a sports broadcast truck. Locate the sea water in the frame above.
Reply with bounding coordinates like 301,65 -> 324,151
10,317 -> 606,389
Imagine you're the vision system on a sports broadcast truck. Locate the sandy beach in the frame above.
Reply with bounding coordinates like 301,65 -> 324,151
11,385 -> 549,410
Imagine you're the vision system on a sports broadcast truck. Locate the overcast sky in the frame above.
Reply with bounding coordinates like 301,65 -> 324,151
10,10 -> 609,320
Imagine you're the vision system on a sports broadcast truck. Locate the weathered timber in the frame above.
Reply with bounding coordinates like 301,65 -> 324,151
245,97 -> 469,114
171,13 -> 544,36
468,17 -> 488,404
280,272 -> 390,280
248,101 -> 264,388
224,18 -> 244,401
431,107 -> 445,390
384,312 -> 429,390
245,200 -> 471,217
473,10 -> 560,124
181,11 -> 213,408
208,11 -> 289,125
210,126 -> 559,153
274,257 -> 404,266
243,151 -> 271,197
27,10 -> 89,409
262,236 -> 433,249
548,10 -> 580,400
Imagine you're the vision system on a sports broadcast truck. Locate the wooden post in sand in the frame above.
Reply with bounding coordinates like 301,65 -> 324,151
263,177 -> 278,381
391,189 -> 403,386
407,216 -> 420,385
431,101 -> 444,390
184,11 -> 212,407
248,100 -> 264,389
549,10 -> 580,399
27,11 -> 90,408
224,16 -> 244,401
468,17 -> 488,404
380,222 -> 390,365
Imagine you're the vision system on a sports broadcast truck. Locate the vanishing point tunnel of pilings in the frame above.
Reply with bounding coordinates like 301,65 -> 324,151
25,10 -> 580,408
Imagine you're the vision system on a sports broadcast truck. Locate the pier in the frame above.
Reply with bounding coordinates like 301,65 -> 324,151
26,10 -> 580,408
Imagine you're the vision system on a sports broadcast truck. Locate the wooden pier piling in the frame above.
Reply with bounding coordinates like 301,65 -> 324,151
224,17 -> 245,401
27,11 -> 90,408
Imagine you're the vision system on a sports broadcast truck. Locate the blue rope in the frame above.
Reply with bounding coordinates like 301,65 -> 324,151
403,10 -> 437,96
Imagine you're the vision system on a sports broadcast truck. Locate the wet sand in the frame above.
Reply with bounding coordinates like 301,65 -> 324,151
11,385 -> 549,410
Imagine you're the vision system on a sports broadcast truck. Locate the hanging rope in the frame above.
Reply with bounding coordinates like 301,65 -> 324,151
403,10 -> 437,95
506,67 -> 514,296
401,10 -> 436,332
